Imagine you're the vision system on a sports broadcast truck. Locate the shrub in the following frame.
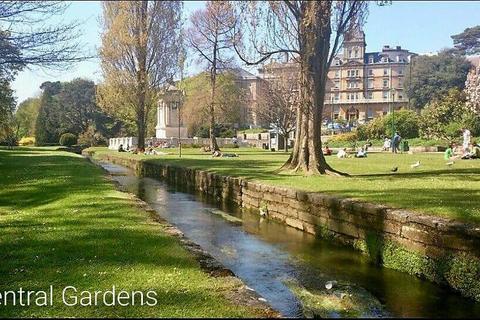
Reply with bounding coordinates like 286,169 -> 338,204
59,133 -> 77,147
18,136 -> 36,146
78,125 -> 107,147
384,109 -> 420,138
419,88 -> 472,140
329,131 -> 357,143
356,110 -> 419,140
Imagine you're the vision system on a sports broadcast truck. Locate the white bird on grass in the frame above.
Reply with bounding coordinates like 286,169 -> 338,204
446,161 -> 455,166
410,161 -> 420,168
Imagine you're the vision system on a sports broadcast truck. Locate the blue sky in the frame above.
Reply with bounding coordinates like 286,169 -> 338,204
11,0 -> 480,103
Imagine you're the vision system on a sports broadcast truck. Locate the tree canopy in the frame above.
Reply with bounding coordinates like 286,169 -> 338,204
451,25 -> 480,55
404,50 -> 472,109
181,71 -> 243,137
98,1 -> 183,150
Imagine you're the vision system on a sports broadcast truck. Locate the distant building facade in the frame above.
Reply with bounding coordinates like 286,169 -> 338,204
257,29 -> 417,126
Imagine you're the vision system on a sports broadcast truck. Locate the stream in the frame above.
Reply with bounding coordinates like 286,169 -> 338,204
98,161 -> 480,318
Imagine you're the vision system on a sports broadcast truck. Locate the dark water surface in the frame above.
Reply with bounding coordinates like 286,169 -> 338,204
99,161 -> 480,318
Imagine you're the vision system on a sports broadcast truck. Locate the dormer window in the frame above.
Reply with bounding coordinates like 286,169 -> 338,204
369,56 -> 374,64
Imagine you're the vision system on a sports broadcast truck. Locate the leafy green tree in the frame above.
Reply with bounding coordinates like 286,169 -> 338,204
15,97 -> 41,138
181,72 -> 243,138
404,50 -> 472,109
356,110 -> 419,140
98,1 -> 182,150
451,25 -> 480,55
419,88 -> 479,140
56,79 -> 98,135
0,78 -> 16,145
35,81 -> 62,145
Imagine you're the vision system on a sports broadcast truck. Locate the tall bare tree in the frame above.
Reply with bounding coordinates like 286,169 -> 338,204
233,1 -> 368,175
256,66 -> 297,152
186,1 -> 236,151
98,1 -> 182,150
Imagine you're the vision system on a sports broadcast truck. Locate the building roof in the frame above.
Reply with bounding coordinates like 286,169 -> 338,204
221,67 -> 259,80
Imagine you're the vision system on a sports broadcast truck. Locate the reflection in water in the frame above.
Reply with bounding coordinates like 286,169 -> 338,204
99,162 -> 480,318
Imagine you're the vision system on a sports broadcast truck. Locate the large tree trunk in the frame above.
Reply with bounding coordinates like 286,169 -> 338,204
209,60 -> 220,152
135,0 -> 148,151
282,2 -> 345,176
209,103 -> 219,151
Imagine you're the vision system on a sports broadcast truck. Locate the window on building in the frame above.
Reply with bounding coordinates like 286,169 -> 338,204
367,91 -> 373,99
368,69 -> 374,76
383,91 -> 389,100
383,68 -> 389,76
355,69 -> 359,76
398,79 -> 403,87
335,70 -> 340,78
348,50 -> 352,58
354,49 -> 358,58
398,68 -> 403,75
334,80 -> 340,89
398,91 -> 403,99
335,92 -> 340,101
367,107 -> 374,119
355,93 -> 359,100
369,56 -> 374,64
383,79 -> 389,88
368,79 -> 374,88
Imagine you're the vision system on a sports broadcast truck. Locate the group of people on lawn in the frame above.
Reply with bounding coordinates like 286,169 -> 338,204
444,128 -> 480,160
324,128 -> 479,161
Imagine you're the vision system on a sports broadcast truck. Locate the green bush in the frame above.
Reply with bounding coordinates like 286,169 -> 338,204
419,88 -> 475,141
328,132 -> 358,143
59,133 -> 77,147
356,110 -> 419,140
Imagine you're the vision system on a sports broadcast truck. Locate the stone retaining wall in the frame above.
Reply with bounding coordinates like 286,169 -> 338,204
86,151 -> 480,302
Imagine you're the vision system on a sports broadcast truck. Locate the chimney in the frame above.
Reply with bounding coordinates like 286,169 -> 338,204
383,45 -> 390,50
396,46 -> 401,50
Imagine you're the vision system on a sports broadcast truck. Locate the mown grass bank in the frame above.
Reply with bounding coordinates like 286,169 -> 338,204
0,147 -> 270,317
88,147 -> 480,224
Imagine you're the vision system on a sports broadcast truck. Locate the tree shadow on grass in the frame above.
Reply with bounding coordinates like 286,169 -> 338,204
353,168 -> 480,179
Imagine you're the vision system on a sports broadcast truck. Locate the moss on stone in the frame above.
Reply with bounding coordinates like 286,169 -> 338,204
285,280 -> 386,318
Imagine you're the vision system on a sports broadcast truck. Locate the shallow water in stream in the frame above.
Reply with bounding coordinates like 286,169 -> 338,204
99,161 -> 480,318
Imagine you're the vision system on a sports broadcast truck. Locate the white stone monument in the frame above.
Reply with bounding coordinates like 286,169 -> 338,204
156,83 -> 188,139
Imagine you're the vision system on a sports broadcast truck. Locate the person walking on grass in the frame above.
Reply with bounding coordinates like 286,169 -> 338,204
392,132 -> 402,154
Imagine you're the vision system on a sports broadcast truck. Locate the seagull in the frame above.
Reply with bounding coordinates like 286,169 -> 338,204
410,161 -> 420,169
446,161 -> 455,166
391,166 -> 398,172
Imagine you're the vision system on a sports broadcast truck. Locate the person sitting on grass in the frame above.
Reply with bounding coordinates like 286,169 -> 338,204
444,144 -> 459,161
118,144 -> 126,152
337,148 -> 348,159
323,145 -> 332,156
383,137 -> 391,151
355,147 -> 367,158
473,142 -> 480,159
363,139 -> 373,151
461,141 -> 480,159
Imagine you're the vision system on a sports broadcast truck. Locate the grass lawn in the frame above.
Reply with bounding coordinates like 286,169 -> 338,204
0,147 -> 268,317
89,147 -> 480,224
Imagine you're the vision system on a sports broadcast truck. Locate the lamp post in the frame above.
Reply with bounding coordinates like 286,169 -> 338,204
330,95 -> 334,136
390,88 -> 396,138
178,90 -> 185,158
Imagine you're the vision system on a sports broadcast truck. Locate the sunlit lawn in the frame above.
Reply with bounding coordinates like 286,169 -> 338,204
89,146 -> 480,224
0,148 -> 266,317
